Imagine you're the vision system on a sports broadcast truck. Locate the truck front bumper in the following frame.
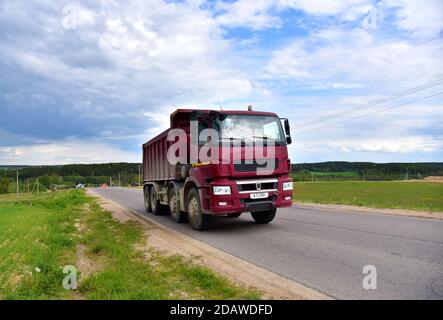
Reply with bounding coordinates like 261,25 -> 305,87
205,176 -> 293,215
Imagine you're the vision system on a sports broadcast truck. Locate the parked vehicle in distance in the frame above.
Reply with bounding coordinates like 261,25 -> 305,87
142,108 -> 293,230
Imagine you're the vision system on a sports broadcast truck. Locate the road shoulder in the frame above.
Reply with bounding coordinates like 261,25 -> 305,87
293,202 -> 443,220
87,189 -> 331,300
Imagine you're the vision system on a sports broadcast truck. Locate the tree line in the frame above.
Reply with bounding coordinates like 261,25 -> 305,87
0,163 -> 141,194
1,161 -> 443,194
292,161 -> 443,181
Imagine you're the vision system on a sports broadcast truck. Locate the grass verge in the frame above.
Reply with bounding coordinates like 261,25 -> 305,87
0,190 -> 259,300
293,181 -> 443,212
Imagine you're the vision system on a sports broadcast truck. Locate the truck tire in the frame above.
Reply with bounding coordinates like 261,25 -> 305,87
144,186 -> 151,213
150,187 -> 161,215
169,189 -> 186,223
187,187 -> 210,231
251,208 -> 276,224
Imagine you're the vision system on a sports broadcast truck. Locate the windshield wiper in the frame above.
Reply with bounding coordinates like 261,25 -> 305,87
252,136 -> 282,146
220,137 -> 243,141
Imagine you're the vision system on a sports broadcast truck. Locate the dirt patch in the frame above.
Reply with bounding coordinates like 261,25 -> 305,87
294,202 -> 443,220
76,244 -> 100,280
87,189 -> 330,300
74,202 -> 104,286
9,273 -> 24,287
424,176 -> 443,182
96,199 -> 136,223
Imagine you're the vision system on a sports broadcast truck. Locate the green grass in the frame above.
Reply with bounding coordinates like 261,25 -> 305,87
0,191 -> 85,299
0,190 -> 259,300
293,181 -> 443,212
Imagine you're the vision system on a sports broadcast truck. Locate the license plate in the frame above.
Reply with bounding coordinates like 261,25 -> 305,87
250,192 -> 269,199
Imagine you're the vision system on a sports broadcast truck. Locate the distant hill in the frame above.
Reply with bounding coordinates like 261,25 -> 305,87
0,163 -> 141,178
0,163 -> 142,190
292,161 -> 443,181
0,165 -> 31,170
1,161 -> 442,184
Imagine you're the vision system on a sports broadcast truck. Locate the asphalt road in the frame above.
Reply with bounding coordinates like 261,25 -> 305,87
91,187 -> 443,300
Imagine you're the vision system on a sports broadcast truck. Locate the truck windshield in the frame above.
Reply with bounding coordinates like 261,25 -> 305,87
213,115 -> 286,146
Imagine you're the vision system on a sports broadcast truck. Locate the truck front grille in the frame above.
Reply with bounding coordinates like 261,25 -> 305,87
236,178 -> 278,193
238,182 -> 277,192
234,159 -> 279,172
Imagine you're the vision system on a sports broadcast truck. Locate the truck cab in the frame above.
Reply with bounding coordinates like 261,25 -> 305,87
142,108 -> 293,230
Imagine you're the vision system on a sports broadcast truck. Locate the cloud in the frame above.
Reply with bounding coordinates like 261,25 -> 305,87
0,0 -> 252,144
384,0 -> 443,37
279,0 -> 371,17
330,136 -> 443,153
215,0 -> 374,30
215,0 -> 280,30
1,0 -> 443,165
264,27 -> 443,88
0,139 -> 139,165
215,0 -> 443,37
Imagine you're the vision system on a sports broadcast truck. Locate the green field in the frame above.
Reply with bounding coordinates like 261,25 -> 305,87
0,190 -> 259,300
293,181 -> 443,213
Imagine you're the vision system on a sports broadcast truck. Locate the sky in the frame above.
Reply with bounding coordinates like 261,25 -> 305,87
0,0 -> 442,165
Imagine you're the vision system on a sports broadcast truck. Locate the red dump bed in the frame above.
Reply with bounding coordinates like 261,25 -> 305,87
142,129 -> 176,181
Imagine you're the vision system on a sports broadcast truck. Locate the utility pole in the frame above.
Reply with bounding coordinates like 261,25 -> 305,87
405,169 -> 408,180
138,165 -> 141,186
118,173 -> 121,187
37,177 -> 39,195
362,170 -> 365,181
110,177 -> 112,187
311,172 -> 314,182
16,171 -> 19,197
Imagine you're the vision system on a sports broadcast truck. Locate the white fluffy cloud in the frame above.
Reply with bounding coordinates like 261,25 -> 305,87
264,27 -> 443,87
0,0 -> 254,165
279,0 -> 372,17
2,1 -> 252,101
0,140 -> 139,165
384,0 -> 443,37
215,0 -> 374,30
330,136 -> 443,153
215,0 -> 280,30
1,0 -> 443,164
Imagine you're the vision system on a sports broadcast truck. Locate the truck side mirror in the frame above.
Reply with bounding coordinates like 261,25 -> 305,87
284,118 -> 291,136
281,118 -> 292,145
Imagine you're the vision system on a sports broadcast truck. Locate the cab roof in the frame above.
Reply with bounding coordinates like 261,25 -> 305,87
171,108 -> 278,118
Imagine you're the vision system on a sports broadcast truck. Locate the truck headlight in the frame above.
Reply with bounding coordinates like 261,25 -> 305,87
282,181 -> 293,191
213,186 -> 231,195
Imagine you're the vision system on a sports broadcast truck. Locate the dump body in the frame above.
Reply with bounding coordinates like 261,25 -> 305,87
142,108 -> 293,229
142,129 -> 175,181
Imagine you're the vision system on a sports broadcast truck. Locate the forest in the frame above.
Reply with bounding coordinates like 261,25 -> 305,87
1,161 -> 443,193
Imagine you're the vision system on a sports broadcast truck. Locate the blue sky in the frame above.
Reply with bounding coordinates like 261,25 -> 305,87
0,0 -> 442,164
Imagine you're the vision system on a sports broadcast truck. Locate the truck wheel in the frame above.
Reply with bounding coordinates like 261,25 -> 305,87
169,189 -> 186,223
251,208 -> 276,224
187,188 -> 210,231
144,186 -> 151,213
150,187 -> 161,215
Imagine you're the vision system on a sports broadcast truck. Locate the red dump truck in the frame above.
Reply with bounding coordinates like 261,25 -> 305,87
142,108 -> 293,230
